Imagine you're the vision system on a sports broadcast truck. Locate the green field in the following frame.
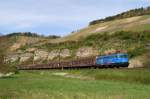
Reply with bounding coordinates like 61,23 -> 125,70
0,68 -> 150,99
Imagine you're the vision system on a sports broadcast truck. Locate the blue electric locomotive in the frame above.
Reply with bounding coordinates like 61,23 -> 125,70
96,53 -> 129,68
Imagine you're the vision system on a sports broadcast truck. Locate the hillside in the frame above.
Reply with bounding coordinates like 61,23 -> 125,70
4,30 -> 150,69
89,7 -> 150,25
56,15 -> 150,42
0,34 -> 59,72
1,8 -> 150,72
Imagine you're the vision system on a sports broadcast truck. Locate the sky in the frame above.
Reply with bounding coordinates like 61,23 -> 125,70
0,0 -> 150,36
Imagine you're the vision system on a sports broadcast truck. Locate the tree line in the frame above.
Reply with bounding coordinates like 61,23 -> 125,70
89,7 -> 150,25
5,32 -> 60,39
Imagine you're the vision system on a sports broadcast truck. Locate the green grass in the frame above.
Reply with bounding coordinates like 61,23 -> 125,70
0,68 -> 150,99
69,68 -> 150,84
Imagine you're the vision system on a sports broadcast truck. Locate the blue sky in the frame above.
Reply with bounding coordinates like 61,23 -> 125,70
0,0 -> 150,36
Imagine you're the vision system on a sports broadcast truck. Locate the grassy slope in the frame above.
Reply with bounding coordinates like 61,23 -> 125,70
0,69 -> 150,99
3,15 -> 150,48
9,36 -> 51,51
5,15 -> 150,50
54,15 -> 150,42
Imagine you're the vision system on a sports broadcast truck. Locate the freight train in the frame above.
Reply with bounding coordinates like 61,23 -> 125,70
18,53 -> 129,70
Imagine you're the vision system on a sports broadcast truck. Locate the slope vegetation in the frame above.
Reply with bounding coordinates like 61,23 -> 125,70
90,7 -> 150,25
57,15 -> 150,42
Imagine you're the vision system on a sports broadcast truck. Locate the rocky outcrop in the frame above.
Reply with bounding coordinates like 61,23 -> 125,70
47,50 -> 60,60
20,53 -> 33,62
10,43 -> 22,51
6,47 -> 99,64
76,47 -> 98,58
26,48 -> 37,53
60,49 -> 71,58
5,54 -> 19,63
128,53 -> 150,68
47,49 -> 71,60
34,50 -> 48,61
128,59 -> 143,68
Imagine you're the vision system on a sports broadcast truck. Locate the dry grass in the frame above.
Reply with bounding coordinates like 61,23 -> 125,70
51,15 -> 150,42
